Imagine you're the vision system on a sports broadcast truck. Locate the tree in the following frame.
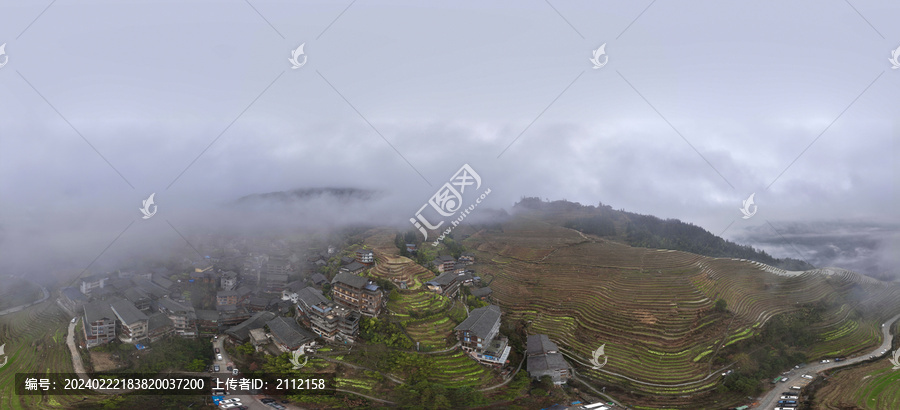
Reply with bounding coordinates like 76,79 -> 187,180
186,359 -> 206,372
715,298 -> 728,312
388,289 -> 401,301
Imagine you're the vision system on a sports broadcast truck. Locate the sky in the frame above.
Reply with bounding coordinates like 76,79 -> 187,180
0,0 -> 898,279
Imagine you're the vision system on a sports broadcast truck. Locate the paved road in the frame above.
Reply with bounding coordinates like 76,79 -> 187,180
753,313 -> 900,409
66,317 -> 131,394
212,336 -> 310,410
66,319 -> 87,375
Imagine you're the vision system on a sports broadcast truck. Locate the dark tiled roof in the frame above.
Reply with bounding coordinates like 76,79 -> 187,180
470,287 -> 492,298
426,272 -> 459,286
333,272 -> 369,289
122,287 -> 150,304
527,352 -> 569,373
133,278 -> 170,298
526,334 -> 558,356
342,261 -> 366,272
248,296 -> 269,307
454,305 -> 501,340
267,316 -> 316,349
157,298 -> 194,315
108,278 -> 133,291
236,286 -> 253,297
284,280 -> 305,293
110,299 -> 149,325
296,287 -> 330,308
226,311 -> 276,342
195,310 -> 219,321
217,290 -> 238,298
62,287 -> 87,302
310,273 -> 328,285
147,312 -> 173,332
152,274 -> 174,289
217,304 -> 238,312
266,273 -> 288,282
83,300 -> 116,324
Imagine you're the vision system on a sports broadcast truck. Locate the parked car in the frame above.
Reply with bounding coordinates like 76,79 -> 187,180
834,357 -> 845,362
216,348 -> 220,353
71,317 -> 77,324
220,404 -> 239,409
217,354 -> 223,360
781,395 -> 798,399
219,399 -> 241,405
260,398 -> 275,404
790,385 -> 802,390
214,365 -> 220,372
801,374 -> 814,379
820,359 -> 830,363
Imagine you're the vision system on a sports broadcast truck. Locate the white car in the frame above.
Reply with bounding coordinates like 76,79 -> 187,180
801,374 -> 814,379
781,395 -> 798,399
217,354 -> 223,361
219,398 -> 241,404
219,404 -> 240,409
820,359 -> 830,363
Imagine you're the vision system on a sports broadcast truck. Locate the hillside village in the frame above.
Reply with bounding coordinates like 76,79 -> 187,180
53,232 -> 565,387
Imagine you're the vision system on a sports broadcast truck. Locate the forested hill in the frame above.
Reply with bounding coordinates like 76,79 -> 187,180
514,197 -> 814,271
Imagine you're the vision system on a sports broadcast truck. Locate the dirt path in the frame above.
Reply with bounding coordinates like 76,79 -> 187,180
477,356 -> 525,391
66,319 -> 87,375
310,354 -> 405,384
560,347 -> 733,388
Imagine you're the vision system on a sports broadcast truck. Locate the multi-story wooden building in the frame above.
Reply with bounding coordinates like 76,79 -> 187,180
331,272 -> 383,316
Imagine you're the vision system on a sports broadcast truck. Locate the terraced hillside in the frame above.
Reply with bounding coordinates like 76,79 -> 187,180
388,289 -> 467,350
813,360 -> 900,409
464,216 -> 900,407
369,253 -> 435,290
0,299 -> 82,409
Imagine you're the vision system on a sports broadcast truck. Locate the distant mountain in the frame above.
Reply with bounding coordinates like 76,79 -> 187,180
233,187 -> 379,204
514,197 -> 815,271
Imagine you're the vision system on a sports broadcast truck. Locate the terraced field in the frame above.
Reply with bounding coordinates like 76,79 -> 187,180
388,290 -> 462,350
369,253 -> 435,290
814,361 -> 900,409
0,299 -> 81,409
427,349 -> 498,388
465,217 -> 900,407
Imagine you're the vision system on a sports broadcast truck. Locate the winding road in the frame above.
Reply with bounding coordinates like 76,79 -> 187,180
753,313 -> 900,409
0,279 -> 49,316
